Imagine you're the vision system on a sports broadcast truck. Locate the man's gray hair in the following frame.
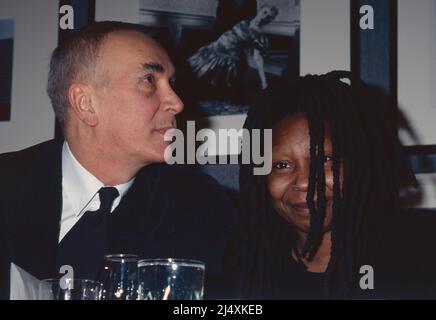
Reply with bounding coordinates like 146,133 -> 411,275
47,21 -> 148,127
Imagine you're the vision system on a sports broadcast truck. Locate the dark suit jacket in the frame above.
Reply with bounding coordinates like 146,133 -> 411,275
0,139 -> 239,299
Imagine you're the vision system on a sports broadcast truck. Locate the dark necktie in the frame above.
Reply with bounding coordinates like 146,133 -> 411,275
56,187 -> 120,280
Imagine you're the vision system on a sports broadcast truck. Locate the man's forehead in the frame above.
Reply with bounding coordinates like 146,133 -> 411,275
141,62 -> 175,76
101,31 -> 174,73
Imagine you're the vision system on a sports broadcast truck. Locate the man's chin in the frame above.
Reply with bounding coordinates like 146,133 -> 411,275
149,151 -> 167,165
137,148 -> 167,167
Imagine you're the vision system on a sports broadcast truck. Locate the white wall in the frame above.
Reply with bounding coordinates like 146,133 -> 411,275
398,0 -> 436,146
300,0 -> 350,75
95,0 -> 139,22
398,0 -> 436,208
0,0 -> 58,154
415,173 -> 436,209
138,0 -> 216,16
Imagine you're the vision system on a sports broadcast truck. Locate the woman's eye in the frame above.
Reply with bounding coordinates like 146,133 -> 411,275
143,74 -> 155,85
324,155 -> 333,163
274,161 -> 293,170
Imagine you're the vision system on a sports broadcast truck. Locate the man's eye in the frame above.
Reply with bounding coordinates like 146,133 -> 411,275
273,161 -> 293,170
143,74 -> 155,84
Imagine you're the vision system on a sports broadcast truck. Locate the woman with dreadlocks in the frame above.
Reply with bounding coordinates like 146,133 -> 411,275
238,71 -> 436,299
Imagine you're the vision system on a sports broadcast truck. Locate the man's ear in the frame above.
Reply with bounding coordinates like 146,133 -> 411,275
68,83 -> 99,127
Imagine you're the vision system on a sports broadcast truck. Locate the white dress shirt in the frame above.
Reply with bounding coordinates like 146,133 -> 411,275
59,142 -> 135,242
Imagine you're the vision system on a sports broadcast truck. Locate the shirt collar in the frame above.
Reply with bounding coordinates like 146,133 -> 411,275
62,141 -> 135,217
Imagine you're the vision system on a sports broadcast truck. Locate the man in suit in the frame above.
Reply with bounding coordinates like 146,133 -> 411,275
0,21 -> 238,299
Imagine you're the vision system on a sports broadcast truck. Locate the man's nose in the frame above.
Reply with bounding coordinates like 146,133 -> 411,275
162,85 -> 184,115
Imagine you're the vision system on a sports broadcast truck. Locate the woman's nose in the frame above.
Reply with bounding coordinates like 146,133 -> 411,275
291,166 -> 310,192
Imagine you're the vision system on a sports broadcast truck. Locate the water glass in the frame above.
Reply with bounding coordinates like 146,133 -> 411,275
98,254 -> 139,300
137,258 -> 205,300
38,279 -> 102,300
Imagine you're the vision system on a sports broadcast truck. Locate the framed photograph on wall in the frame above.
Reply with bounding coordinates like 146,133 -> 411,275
0,1 -> 58,154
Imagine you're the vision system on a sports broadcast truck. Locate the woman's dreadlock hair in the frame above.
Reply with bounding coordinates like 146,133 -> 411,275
239,71 -> 406,299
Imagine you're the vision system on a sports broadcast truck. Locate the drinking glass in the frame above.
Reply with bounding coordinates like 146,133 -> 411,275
38,279 -> 102,300
98,254 -> 139,300
137,258 -> 205,300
